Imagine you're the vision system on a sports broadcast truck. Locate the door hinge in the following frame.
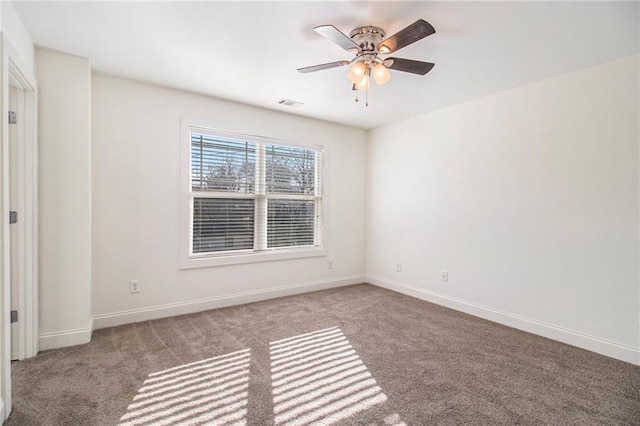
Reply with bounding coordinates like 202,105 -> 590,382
10,310 -> 17,323
8,111 -> 16,125
9,211 -> 17,224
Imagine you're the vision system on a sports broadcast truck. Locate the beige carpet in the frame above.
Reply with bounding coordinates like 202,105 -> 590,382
7,284 -> 640,425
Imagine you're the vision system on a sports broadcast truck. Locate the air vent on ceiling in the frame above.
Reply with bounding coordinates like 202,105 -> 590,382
278,98 -> 304,108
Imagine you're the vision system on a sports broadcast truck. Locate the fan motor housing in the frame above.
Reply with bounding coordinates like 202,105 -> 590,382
349,26 -> 385,53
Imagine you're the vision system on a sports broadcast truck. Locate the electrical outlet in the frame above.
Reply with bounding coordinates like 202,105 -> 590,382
441,271 -> 448,282
396,263 -> 402,272
129,280 -> 140,294
328,259 -> 334,270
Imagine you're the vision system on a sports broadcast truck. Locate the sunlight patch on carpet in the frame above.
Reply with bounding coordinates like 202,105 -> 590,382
270,327 -> 402,426
384,413 -> 408,426
117,348 -> 251,426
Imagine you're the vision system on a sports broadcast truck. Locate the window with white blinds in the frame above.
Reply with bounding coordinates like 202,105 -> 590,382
189,128 -> 322,258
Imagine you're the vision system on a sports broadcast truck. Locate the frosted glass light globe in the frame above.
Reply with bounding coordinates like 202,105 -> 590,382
347,62 -> 367,84
372,63 -> 391,85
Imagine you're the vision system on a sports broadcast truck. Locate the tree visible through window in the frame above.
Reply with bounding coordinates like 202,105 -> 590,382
190,131 -> 322,256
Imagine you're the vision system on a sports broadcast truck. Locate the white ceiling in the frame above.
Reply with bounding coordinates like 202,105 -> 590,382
13,1 -> 639,129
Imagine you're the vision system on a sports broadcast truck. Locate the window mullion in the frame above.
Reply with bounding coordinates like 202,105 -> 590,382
199,134 -> 204,191
314,150 -> 322,246
192,191 -> 255,199
314,150 -> 322,197
255,144 -> 267,251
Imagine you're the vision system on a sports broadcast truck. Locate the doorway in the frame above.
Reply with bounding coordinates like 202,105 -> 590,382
7,62 -> 37,363
1,39 -> 39,420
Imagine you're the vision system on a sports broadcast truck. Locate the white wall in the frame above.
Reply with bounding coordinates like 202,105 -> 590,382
1,1 -> 34,75
91,74 -> 367,327
367,56 -> 640,365
36,48 -> 92,349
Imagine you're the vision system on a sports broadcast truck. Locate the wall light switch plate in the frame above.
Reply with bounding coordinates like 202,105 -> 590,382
441,271 -> 448,282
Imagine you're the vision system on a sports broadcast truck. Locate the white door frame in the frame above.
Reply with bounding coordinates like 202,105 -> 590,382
7,41 -> 38,361
0,36 -> 38,420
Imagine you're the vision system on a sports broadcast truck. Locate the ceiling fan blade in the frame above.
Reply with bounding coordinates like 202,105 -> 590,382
297,61 -> 350,74
314,25 -> 360,53
384,58 -> 435,75
377,19 -> 435,54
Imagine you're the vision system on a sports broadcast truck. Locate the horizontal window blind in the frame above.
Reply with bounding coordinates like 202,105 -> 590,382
267,199 -> 315,248
191,134 -> 255,193
266,145 -> 315,195
192,198 -> 255,253
189,128 -> 322,257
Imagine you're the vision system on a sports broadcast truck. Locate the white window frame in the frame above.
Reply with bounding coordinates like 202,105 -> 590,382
179,117 -> 326,268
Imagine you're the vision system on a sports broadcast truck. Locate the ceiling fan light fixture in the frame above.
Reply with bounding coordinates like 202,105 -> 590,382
372,63 -> 391,86
299,19 -> 436,106
355,73 -> 370,91
347,61 -> 367,84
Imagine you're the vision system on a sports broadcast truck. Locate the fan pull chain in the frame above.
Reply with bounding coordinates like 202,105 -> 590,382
365,68 -> 369,106
354,86 -> 369,106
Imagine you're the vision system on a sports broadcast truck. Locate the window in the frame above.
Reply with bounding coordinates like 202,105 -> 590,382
182,120 -> 324,267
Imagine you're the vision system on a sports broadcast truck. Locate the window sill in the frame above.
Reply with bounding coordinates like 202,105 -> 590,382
180,246 -> 326,269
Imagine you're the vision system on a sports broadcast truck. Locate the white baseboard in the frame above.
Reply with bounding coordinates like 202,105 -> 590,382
367,274 -> 640,366
38,318 -> 93,351
93,275 -> 365,330
0,397 -> 5,422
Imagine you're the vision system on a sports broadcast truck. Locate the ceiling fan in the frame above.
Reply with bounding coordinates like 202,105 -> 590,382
298,19 -> 436,105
